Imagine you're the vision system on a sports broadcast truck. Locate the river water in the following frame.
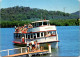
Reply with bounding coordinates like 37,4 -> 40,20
0,26 -> 80,56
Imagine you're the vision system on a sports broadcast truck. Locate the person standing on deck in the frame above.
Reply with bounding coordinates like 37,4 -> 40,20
22,37 -> 25,43
35,40 -> 38,50
29,43 -> 32,52
31,40 -> 35,51
37,43 -> 40,50
27,41 -> 29,52
28,24 -> 33,28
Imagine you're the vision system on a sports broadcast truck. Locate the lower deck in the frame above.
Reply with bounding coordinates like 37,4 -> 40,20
13,35 -> 58,44
3,50 -> 48,57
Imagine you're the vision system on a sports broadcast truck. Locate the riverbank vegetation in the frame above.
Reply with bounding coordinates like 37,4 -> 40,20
0,19 -> 79,28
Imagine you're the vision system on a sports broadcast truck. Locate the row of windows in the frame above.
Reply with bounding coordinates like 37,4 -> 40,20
26,32 -> 43,39
14,31 -> 56,39
32,22 -> 50,27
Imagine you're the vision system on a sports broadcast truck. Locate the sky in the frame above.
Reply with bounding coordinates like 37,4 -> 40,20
0,0 -> 80,13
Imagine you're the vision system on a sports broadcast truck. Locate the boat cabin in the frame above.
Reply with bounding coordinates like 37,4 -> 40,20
31,20 -> 50,28
14,20 -> 58,44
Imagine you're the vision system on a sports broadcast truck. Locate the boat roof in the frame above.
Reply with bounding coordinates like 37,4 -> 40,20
31,20 -> 49,23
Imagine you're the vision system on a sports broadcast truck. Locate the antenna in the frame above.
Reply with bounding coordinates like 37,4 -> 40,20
64,7 -> 66,13
63,7 -> 66,16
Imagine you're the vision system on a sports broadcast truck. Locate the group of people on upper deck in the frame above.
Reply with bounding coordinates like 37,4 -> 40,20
15,24 -> 33,33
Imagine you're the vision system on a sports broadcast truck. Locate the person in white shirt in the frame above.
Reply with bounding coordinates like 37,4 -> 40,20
27,41 -> 29,52
29,43 -> 32,52
31,40 -> 35,51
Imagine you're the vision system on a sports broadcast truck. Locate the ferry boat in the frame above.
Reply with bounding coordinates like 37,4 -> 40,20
13,20 -> 59,48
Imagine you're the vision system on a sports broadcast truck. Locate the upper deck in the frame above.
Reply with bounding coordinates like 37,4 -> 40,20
14,20 -> 56,34
27,25 -> 56,33
27,20 -> 56,33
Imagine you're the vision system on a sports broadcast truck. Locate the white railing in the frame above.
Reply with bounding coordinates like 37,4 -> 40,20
0,47 -> 27,56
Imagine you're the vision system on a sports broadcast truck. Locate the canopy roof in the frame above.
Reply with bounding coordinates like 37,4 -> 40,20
31,20 -> 49,23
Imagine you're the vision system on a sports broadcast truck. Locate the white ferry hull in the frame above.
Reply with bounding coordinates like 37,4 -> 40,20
14,35 -> 59,48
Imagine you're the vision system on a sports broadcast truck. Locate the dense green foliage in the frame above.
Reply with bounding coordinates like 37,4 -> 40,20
50,19 -> 79,26
0,6 -> 79,27
0,19 -> 79,28
0,20 -> 32,28
1,6 -> 78,21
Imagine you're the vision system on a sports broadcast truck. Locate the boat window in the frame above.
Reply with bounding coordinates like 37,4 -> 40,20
43,22 -> 47,25
37,23 -> 39,27
33,33 -> 36,39
16,34 -> 18,38
33,23 -> 35,27
14,33 -> 16,38
32,23 -> 34,27
22,34 -> 25,37
41,32 -> 43,37
33,23 -> 36,27
15,33 -> 21,39
49,31 -> 53,34
26,34 -> 28,39
19,34 -> 21,38
35,23 -> 37,27
14,33 -> 17,38
44,32 -> 47,37
19,34 -> 22,39
28,34 -> 30,39
31,34 -> 33,38
37,32 -> 40,37
36,23 -> 39,27
52,31 -> 56,35
39,22 -> 42,26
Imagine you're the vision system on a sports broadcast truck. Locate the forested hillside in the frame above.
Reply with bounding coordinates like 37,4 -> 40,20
71,11 -> 79,16
0,6 -> 79,27
1,6 -> 78,21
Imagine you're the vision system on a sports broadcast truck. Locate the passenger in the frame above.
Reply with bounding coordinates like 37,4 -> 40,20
28,24 -> 33,28
22,37 -> 25,43
23,28 -> 27,33
27,41 -> 29,52
37,43 -> 40,50
15,27 -> 19,32
31,40 -> 35,51
48,32 -> 51,36
18,27 -> 22,33
45,32 -> 51,37
40,46 -> 44,51
15,26 -> 16,29
21,30 -> 24,33
51,32 -> 56,36
35,40 -> 38,50
24,24 -> 28,28
29,43 -> 32,52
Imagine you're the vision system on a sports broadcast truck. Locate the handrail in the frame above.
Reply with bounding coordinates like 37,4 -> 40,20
0,47 -> 27,56
0,44 -> 51,57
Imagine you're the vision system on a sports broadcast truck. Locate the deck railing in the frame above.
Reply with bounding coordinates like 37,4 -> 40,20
0,47 -> 27,56
0,44 -> 52,57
